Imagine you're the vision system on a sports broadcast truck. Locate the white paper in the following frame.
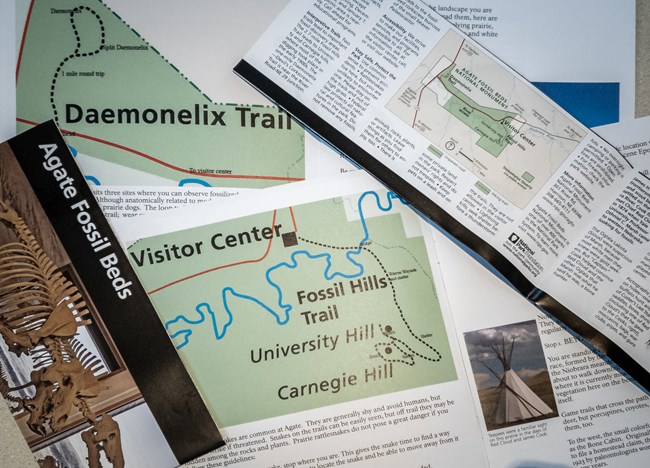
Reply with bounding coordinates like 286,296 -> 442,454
595,115 -> 650,171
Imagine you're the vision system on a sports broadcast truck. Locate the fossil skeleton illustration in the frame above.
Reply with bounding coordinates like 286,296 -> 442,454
0,199 -> 124,467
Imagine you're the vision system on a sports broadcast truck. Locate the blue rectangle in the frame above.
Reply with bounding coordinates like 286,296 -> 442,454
532,82 -> 620,128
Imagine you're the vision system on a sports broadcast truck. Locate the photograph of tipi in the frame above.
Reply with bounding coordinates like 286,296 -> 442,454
464,320 -> 558,431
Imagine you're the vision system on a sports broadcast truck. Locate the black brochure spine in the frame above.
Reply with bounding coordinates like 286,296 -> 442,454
8,120 -> 224,464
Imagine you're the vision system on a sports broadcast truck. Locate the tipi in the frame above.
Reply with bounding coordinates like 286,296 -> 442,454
481,337 -> 553,425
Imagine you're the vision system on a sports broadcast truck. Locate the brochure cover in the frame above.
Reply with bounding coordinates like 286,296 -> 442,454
0,120 -> 223,467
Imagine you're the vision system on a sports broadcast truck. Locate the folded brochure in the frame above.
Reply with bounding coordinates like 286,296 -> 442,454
0,121 -> 223,467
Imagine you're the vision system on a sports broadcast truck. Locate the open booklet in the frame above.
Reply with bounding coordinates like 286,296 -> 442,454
114,166 -> 650,467
0,121 -> 223,467
234,0 -> 650,390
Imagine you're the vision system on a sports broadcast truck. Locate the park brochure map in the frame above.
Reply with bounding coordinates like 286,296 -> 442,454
116,172 -> 489,467
387,29 -> 586,209
16,0 -> 304,188
125,175 -> 455,425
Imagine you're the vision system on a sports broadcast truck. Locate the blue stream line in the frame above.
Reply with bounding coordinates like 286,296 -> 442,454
84,175 -> 101,186
179,178 -> 212,187
165,190 -> 404,349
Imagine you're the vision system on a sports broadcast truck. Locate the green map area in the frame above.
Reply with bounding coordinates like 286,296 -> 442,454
128,190 -> 456,427
16,0 -> 304,187
439,67 -> 518,157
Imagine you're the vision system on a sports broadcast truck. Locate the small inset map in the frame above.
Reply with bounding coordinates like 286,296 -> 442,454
387,30 -> 586,208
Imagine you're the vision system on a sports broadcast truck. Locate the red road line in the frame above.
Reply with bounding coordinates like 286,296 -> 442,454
16,0 -> 35,82
17,118 -> 304,182
289,206 -> 298,232
412,38 -> 466,128
411,39 -> 527,132
149,210 -> 280,294
16,5 -> 301,182
424,72 -> 526,128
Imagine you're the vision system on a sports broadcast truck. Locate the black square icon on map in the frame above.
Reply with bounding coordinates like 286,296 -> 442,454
282,232 -> 298,247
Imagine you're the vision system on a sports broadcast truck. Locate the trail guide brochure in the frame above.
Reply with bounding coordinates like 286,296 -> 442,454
234,0 -> 650,390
